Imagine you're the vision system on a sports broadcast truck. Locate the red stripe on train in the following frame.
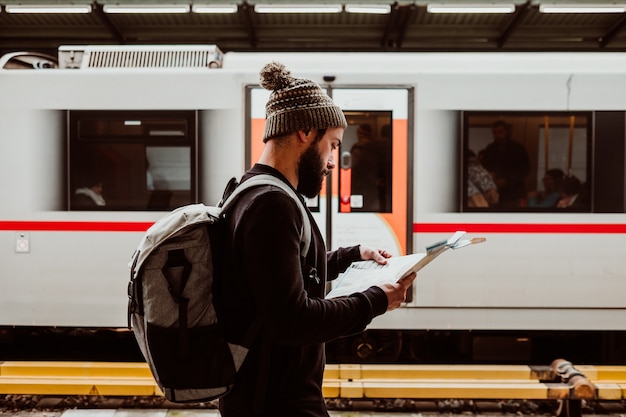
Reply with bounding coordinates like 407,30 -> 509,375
1,221 -> 626,234
0,221 -> 154,232
414,223 -> 626,233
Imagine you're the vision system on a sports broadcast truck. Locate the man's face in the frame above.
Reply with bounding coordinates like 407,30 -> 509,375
543,175 -> 556,191
297,127 -> 343,198
492,125 -> 508,142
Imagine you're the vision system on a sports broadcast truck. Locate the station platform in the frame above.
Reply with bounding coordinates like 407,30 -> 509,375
2,360 -> 626,416
2,360 -> 626,400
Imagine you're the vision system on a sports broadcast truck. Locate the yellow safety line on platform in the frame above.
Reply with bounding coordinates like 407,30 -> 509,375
0,361 -> 153,378
1,362 -> 626,401
577,365 -> 626,381
328,364 -> 550,380
0,377 -> 161,396
322,380 -> 570,400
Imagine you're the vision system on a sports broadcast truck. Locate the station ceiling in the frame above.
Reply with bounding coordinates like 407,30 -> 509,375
2,0 -> 626,59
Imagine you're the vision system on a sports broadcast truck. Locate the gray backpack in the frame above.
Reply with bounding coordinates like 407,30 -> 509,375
127,174 -> 311,403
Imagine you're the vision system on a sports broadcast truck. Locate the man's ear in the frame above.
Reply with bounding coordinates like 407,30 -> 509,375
296,129 -> 314,143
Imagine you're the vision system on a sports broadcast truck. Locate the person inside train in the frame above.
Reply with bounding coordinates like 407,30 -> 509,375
71,175 -> 106,209
556,174 -> 587,210
480,120 -> 531,209
217,61 -> 414,417
527,168 -> 565,208
466,149 -> 499,208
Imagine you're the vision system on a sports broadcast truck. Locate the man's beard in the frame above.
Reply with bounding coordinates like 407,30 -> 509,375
297,142 -> 327,199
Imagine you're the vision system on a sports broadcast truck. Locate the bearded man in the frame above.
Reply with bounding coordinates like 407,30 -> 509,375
218,62 -> 414,417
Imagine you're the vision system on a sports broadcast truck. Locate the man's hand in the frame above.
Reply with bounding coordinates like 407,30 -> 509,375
358,245 -> 413,310
359,246 -> 392,265
379,272 -> 416,311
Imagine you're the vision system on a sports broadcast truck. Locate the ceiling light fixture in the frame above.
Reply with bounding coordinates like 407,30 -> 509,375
5,4 -> 92,13
253,4 -> 342,13
192,4 -> 238,13
539,4 -> 625,13
103,4 -> 190,13
427,3 -> 515,13
345,4 -> 391,14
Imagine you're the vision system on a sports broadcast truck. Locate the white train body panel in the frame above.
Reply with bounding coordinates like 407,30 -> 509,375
1,52 -> 625,330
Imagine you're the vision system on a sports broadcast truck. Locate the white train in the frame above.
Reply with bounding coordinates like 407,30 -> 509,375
1,47 -> 625,363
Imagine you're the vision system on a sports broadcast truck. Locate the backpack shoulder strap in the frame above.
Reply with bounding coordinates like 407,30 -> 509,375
221,174 -> 311,414
221,174 -> 312,257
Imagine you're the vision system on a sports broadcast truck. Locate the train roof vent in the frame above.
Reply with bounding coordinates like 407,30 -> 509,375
58,45 -> 224,70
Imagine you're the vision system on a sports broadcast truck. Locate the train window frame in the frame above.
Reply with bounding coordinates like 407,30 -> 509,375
461,111 -> 593,213
68,110 -> 198,211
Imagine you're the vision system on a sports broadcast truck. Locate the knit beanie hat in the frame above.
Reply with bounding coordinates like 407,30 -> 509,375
259,61 -> 347,142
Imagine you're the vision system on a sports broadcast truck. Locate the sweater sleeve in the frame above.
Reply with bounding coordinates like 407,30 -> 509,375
236,190 -> 388,345
326,245 -> 361,281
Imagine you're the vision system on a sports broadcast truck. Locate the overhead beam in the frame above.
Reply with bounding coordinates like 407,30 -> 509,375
599,14 -> 626,48
240,1 -> 258,49
497,0 -> 532,48
381,3 -> 417,49
92,2 -> 126,44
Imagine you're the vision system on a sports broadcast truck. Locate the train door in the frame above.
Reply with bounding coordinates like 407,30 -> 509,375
247,86 -> 413,256
329,88 -> 412,255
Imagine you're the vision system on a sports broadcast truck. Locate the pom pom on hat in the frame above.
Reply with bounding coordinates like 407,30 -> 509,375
259,61 -> 347,142
259,61 -> 292,91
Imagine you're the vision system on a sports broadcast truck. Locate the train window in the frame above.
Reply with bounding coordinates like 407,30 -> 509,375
462,111 -> 592,213
68,110 -> 197,211
339,111 -> 393,213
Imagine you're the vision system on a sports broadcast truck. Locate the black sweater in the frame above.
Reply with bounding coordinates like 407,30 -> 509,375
218,164 -> 388,417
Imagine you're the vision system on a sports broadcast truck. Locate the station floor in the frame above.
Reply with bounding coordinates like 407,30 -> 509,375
0,411 -> 432,417
5,410 -> 626,417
